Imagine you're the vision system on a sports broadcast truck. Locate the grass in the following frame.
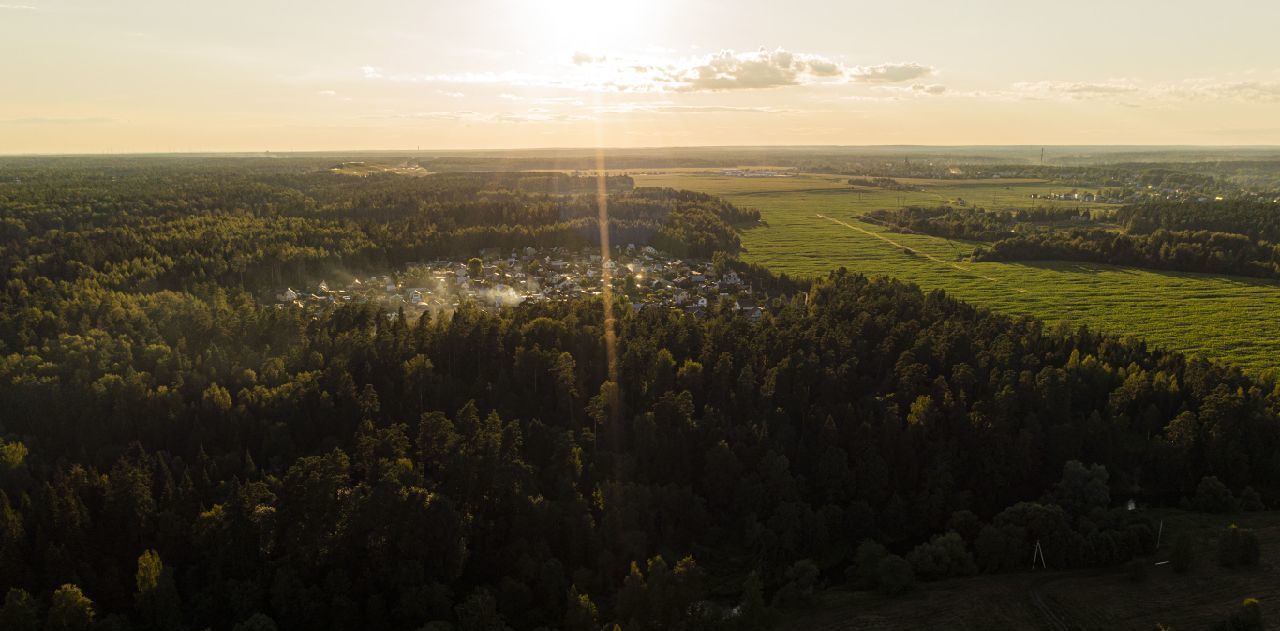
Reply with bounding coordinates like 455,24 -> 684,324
777,509 -> 1280,631
635,172 -> 1280,374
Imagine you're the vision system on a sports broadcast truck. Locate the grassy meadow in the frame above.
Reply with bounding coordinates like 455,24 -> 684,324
634,172 -> 1280,374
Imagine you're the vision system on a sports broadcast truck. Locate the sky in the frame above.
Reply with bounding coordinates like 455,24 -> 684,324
3,0 -> 1280,153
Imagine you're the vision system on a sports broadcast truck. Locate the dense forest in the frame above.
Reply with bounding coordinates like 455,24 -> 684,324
974,200 -> 1280,280
1118,200 -> 1280,242
0,162 -> 757,296
2,162 -> 1280,630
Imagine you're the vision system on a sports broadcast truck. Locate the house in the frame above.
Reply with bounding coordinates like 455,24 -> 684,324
721,271 -> 742,285
276,288 -> 298,302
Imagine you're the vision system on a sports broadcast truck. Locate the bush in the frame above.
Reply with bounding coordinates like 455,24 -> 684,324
846,540 -> 889,589
1170,533 -> 1194,573
906,531 -> 976,580
772,559 -> 819,608
1193,476 -> 1238,513
876,555 -> 915,595
1240,487 -> 1265,511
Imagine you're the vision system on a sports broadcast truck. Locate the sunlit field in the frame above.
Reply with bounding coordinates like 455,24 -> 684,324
636,172 -> 1280,374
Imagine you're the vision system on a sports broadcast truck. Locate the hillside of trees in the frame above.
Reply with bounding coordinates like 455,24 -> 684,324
2,162 -> 1280,630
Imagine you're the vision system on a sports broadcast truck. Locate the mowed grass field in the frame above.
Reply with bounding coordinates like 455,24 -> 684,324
635,172 -> 1280,374
777,510 -> 1280,631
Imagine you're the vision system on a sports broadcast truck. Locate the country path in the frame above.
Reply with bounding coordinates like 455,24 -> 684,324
815,213 -> 1027,293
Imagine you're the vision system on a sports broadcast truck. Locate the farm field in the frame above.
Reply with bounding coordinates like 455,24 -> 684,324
635,172 -> 1280,374
779,510 -> 1280,631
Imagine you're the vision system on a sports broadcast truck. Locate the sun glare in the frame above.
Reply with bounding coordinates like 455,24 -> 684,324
520,0 -> 655,52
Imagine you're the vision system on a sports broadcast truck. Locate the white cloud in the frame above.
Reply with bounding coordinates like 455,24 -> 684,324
317,90 -> 337,97
361,48 -> 932,94
595,103 -> 795,114
658,48 -> 848,91
0,4 -> 38,9
1010,79 -> 1141,99
1007,78 -> 1280,103
572,51 -> 605,65
849,62 -> 935,84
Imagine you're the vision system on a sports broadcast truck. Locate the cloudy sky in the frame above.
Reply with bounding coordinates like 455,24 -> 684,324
3,0 -> 1280,153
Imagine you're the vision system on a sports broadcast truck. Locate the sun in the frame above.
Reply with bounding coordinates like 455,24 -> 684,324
516,0 -> 657,53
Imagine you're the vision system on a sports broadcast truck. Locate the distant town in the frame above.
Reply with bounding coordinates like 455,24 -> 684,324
270,244 -> 766,320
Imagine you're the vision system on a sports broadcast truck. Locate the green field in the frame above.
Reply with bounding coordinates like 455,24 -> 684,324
635,172 -> 1280,374
778,509 -> 1280,630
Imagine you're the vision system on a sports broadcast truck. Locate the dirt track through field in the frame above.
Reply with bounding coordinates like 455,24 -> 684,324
815,213 -> 1025,292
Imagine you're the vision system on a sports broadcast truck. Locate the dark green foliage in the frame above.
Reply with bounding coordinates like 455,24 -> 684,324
233,614 -> 280,631
1049,460 -> 1110,517
3,163 -> 1280,629
46,584 -> 95,631
975,200 -> 1280,279
1239,486 -> 1265,511
906,532 -> 976,580
562,586 -> 598,631
865,205 -> 1020,241
875,555 -> 915,596
771,559 -> 819,608
0,588 -> 40,631
1194,476 -> 1239,513
847,540 -> 889,589
135,549 -> 182,631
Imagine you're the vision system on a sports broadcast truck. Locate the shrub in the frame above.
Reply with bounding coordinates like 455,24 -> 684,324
876,555 -> 915,595
846,540 -> 888,589
772,559 -> 819,608
906,531 -> 976,580
1193,476 -> 1237,513
1240,487 -> 1265,511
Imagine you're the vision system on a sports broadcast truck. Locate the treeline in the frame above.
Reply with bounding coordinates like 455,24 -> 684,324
865,206 -> 1016,241
864,206 -> 1093,242
846,177 -> 918,192
973,228 -> 1280,279
1,167 -> 756,294
1118,199 -> 1280,242
973,199 -> 1280,279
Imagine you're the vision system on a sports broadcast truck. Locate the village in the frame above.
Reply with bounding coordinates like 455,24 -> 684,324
271,244 -> 766,320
